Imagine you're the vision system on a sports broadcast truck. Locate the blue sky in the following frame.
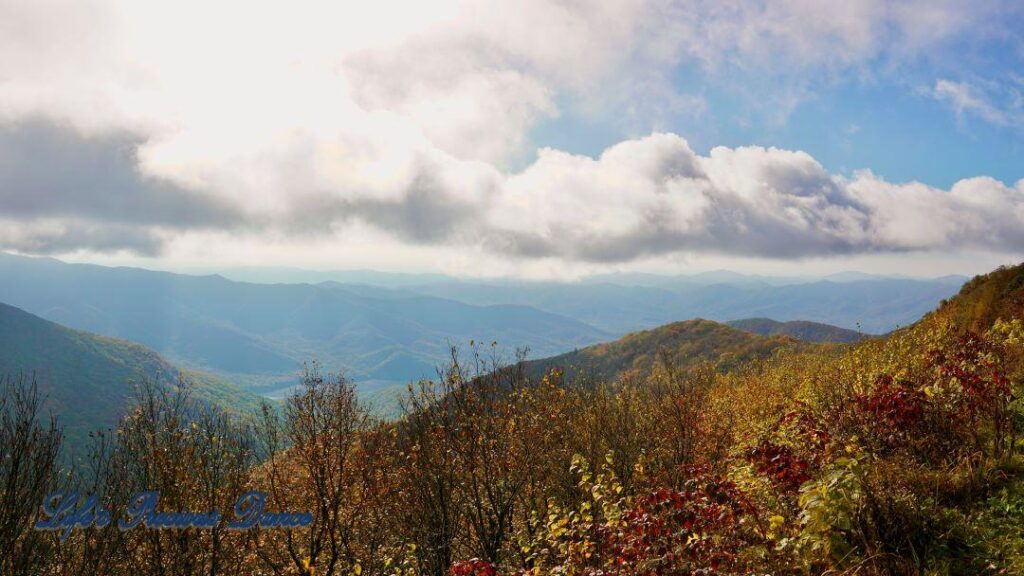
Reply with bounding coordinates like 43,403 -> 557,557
534,29 -> 1024,190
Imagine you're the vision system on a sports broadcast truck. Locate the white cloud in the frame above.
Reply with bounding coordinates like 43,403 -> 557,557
479,134 -> 1024,262
0,0 -> 1021,271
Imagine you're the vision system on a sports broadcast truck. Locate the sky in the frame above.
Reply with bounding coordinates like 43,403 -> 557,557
1,0 -> 1023,279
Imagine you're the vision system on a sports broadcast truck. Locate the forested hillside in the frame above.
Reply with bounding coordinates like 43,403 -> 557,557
930,263 -> 1024,330
4,263 -> 1023,576
0,301 -> 262,452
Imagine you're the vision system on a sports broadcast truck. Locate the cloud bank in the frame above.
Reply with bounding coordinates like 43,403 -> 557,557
0,0 -> 1022,269
491,136 -> 1024,261
5,122 -> 1023,262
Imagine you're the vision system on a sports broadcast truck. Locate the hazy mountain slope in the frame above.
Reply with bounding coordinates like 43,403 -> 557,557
0,301 -> 263,451
404,277 -> 963,334
523,318 -> 805,383
726,318 -> 867,343
0,253 -> 609,387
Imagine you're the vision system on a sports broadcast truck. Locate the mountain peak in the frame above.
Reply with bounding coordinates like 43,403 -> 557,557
726,318 -> 867,343
524,318 -> 803,384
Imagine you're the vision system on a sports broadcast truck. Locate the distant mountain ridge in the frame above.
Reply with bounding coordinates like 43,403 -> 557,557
0,253 -> 609,392
0,301 -> 262,452
517,264 -> 1020,391
209,265 -> 967,290
726,318 -> 867,343
0,252 -> 968,398
402,277 -> 963,334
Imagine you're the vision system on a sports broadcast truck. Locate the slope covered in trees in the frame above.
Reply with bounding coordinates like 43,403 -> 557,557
4,262 -> 1024,575
0,301 -> 262,452
929,262 -> 1024,331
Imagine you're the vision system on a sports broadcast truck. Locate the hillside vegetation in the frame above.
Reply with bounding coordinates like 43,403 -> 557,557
4,263 -> 1023,576
931,263 -> 1024,331
0,301 -> 263,453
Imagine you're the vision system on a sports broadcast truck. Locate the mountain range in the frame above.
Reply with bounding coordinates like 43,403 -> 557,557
0,253 -> 609,394
0,252 -> 964,396
0,251 -> 999,446
398,277 -> 962,334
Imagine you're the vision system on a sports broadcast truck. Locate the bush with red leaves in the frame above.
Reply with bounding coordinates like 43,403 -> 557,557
449,558 -> 497,576
928,331 -> 1011,416
924,329 -> 1014,456
747,441 -> 812,494
857,376 -> 926,429
605,468 -> 757,575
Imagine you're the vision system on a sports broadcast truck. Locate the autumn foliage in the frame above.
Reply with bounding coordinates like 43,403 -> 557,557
4,264 -> 1024,575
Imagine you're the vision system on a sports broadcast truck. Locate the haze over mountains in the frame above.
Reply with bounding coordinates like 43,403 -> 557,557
398,277 -> 964,334
0,250 -> 983,446
0,253 -> 607,396
217,265 -> 965,334
0,252 -> 964,396
0,301 -> 263,452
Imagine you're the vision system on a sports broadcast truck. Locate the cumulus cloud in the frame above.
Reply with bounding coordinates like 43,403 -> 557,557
0,119 -> 242,226
469,134 -> 1024,262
